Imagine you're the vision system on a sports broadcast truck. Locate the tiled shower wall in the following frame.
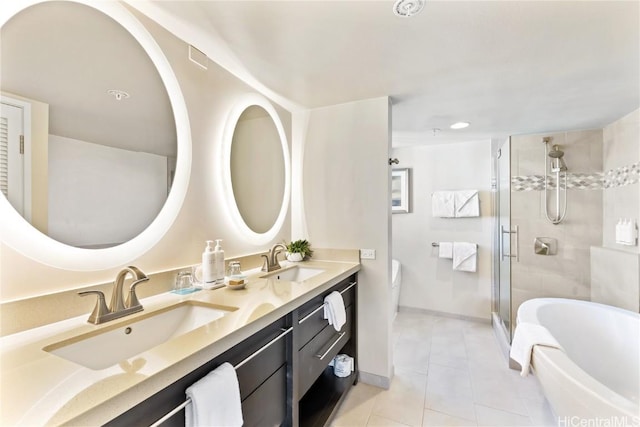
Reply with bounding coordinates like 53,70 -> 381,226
510,130 -> 603,324
591,108 -> 640,312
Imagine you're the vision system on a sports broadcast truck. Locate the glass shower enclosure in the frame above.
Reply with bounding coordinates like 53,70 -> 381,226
492,138 -> 513,344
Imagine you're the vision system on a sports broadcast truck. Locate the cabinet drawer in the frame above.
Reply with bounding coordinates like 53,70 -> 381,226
235,327 -> 287,400
298,307 -> 353,397
297,277 -> 356,349
241,364 -> 287,427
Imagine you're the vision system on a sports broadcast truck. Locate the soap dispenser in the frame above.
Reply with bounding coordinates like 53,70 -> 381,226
202,240 -> 216,283
214,239 -> 225,284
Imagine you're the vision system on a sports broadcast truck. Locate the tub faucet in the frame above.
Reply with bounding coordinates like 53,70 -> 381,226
261,243 -> 287,272
79,266 -> 149,324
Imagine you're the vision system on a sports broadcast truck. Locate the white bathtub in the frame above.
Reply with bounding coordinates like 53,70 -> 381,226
517,298 -> 640,424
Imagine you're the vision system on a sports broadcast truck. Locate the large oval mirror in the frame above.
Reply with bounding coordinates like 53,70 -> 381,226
222,95 -> 290,244
1,1 -> 175,249
0,0 -> 191,270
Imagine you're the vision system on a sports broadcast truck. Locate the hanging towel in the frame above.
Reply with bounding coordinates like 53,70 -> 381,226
438,242 -> 453,259
323,291 -> 346,331
431,191 -> 455,218
454,190 -> 480,217
452,242 -> 477,272
510,323 -> 562,377
185,362 -> 243,427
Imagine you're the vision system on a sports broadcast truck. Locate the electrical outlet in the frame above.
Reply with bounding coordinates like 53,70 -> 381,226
360,249 -> 376,260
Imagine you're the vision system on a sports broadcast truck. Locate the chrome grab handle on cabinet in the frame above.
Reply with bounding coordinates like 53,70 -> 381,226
298,281 -> 357,325
315,332 -> 346,360
150,326 -> 293,427
500,225 -> 519,262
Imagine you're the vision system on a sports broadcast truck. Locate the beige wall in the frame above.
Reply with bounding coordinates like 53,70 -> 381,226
392,141 -> 493,320
0,9 -> 291,302
510,129 -> 603,325
300,97 -> 393,386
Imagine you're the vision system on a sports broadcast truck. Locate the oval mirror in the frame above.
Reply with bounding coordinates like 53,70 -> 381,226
0,0 -> 191,270
222,95 -> 290,243
1,1 -> 175,249
231,106 -> 285,234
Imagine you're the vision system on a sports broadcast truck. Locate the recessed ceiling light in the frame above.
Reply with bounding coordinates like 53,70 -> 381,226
107,89 -> 130,101
450,122 -> 470,130
393,0 -> 425,17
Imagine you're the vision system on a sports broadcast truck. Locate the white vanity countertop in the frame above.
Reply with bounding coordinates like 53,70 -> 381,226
0,259 -> 360,426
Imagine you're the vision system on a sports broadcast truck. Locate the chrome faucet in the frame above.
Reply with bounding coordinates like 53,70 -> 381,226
79,266 -> 149,324
261,243 -> 287,273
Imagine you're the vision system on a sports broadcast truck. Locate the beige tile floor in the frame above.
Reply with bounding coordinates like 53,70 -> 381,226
332,311 -> 557,427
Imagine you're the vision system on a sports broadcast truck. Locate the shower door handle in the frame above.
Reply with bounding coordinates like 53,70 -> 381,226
501,225 -> 519,262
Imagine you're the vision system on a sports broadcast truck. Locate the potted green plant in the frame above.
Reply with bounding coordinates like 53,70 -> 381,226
285,239 -> 313,262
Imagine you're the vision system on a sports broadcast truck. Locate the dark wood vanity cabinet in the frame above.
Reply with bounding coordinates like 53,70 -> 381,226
105,315 -> 290,427
105,273 -> 357,427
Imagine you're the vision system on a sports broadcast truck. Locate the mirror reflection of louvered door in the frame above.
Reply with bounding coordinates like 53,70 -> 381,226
0,101 -> 25,216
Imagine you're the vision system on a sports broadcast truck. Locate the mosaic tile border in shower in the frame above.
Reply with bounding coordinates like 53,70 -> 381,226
512,173 -> 604,191
512,162 -> 639,191
604,162 -> 639,188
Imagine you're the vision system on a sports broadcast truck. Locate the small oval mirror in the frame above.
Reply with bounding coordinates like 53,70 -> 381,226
230,105 -> 286,234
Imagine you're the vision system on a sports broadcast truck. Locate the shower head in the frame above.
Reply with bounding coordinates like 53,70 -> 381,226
548,145 -> 565,159
548,145 -> 567,171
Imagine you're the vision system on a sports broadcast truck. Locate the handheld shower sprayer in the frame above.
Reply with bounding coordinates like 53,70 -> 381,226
542,138 -> 568,224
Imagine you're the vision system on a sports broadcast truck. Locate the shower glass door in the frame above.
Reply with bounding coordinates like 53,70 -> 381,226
495,139 -> 512,341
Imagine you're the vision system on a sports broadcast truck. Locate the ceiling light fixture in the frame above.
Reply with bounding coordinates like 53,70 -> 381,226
107,89 -> 130,101
450,122 -> 470,130
393,0 -> 425,17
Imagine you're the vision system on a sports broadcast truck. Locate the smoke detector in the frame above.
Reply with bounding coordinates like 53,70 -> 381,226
393,0 -> 425,17
107,89 -> 130,101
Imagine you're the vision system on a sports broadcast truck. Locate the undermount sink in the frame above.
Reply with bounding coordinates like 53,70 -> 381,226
44,301 -> 236,370
262,266 -> 325,282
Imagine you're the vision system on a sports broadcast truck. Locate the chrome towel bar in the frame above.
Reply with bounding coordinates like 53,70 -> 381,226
298,281 -> 357,325
150,326 -> 293,427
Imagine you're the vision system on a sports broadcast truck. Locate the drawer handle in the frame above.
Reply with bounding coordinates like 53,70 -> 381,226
315,331 -> 346,360
298,281 -> 357,325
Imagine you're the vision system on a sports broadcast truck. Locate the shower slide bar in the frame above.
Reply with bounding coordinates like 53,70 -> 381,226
150,326 -> 293,427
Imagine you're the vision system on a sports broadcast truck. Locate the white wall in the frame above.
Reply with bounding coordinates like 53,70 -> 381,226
392,140 -> 492,320
299,97 -> 393,386
0,9 -> 291,301
48,135 -> 168,248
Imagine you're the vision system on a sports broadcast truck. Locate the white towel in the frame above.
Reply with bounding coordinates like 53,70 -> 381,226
438,242 -> 453,259
452,242 -> 477,272
185,362 -> 243,427
431,191 -> 455,218
455,190 -> 480,217
323,291 -> 346,331
510,323 -> 562,377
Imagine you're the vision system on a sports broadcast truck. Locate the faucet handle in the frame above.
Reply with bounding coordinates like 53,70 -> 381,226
125,278 -> 149,309
261,254 -> 269,272
78,290 -> 109,325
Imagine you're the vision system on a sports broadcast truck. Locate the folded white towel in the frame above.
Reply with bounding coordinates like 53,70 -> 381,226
185,362 -> 243,427
323,291 -> 346,331
455,190 -> 480,217
510,323 -> 562,377
452,242 -> 477,272
438,242 -> 453,259
431,191 -> 455,218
